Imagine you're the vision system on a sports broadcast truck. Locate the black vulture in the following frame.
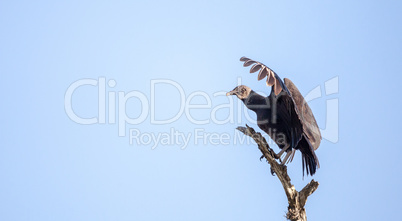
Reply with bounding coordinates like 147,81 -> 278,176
227,57 -> 321,176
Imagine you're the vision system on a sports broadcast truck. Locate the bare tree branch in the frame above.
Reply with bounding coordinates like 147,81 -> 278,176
237,125 -> 319,221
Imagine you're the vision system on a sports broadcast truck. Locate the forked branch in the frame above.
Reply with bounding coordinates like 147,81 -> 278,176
236,125 -> 319,221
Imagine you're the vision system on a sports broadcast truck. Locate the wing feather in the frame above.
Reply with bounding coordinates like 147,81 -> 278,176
240,57 -> 288,95
258,67 -> 268,80
284,78 -> 322,150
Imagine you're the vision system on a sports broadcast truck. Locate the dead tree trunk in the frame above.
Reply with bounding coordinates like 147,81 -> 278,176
237,125 -> 319,221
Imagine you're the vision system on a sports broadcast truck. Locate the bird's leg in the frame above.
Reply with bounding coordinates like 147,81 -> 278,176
273,144 -> 290,159
282,151 -> 292,164
274,147 -> 286,159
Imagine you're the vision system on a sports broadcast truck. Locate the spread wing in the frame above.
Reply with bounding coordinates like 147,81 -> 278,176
240,56 -> 322,150
240,56 -> 289,96
284,78 -> 322,150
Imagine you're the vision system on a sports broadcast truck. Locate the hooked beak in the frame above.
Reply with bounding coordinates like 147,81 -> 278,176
226,90 -> 236,96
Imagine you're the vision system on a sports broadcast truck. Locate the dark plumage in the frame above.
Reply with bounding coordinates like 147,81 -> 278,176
227,57 -> 321,176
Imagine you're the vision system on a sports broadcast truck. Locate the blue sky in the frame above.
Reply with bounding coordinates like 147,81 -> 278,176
1,0 -> 401,220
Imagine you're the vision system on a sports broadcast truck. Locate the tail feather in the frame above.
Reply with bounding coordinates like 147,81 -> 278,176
298,135 -> 320,177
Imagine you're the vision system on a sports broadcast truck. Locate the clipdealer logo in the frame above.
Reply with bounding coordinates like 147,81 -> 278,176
64,77 -> 339,148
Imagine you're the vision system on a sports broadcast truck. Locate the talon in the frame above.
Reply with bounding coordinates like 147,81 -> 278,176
259,155 -> 264,161
270,167 -> 276,176
271,152 -> 283,164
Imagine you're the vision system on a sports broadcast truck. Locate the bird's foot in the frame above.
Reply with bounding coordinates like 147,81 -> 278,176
270,152 -> 283,164
270,167 -> 276,176
279,163 -> 287,171
259,155 -> 265,161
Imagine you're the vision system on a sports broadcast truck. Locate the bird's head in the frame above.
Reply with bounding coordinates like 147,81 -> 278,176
226,85 -> 252,100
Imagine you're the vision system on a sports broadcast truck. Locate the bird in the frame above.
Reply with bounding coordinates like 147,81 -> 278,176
226,57 -> 322,176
